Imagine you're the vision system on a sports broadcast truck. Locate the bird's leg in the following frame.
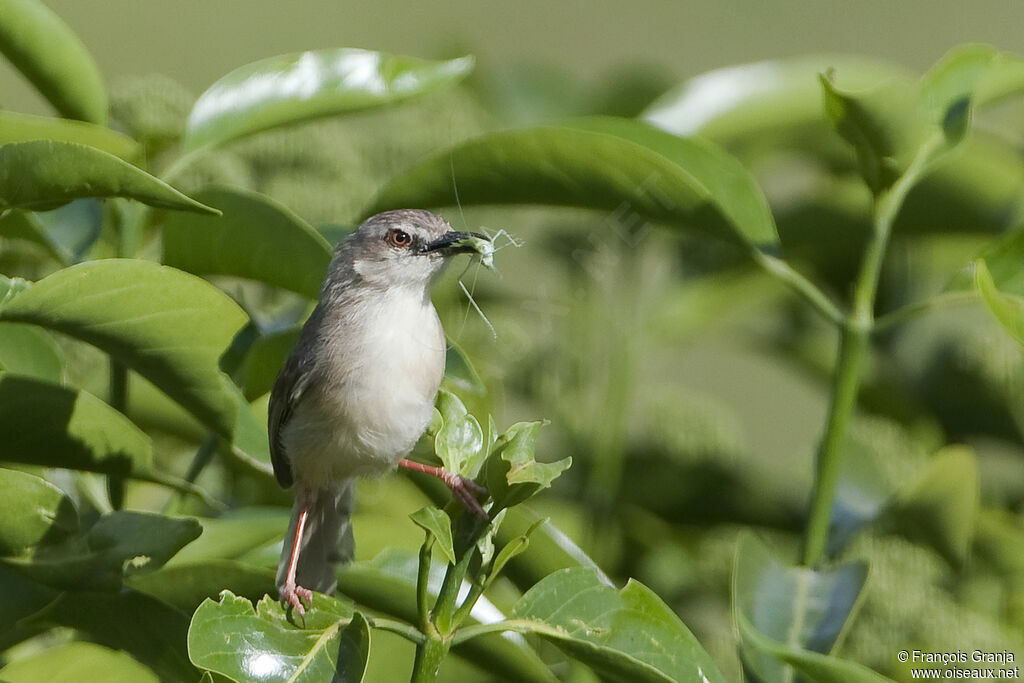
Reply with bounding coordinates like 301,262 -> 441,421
399,459 -> 488,519
280,493 -> 315,617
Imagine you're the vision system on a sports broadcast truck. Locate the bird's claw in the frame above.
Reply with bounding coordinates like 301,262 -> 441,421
280,582 -> 313,618
442,471 -> 489,519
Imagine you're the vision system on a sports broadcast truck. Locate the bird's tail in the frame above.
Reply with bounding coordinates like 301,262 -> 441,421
276,480 -> 355,595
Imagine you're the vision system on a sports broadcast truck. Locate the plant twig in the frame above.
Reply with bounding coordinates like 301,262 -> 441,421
800,141 -> 935,567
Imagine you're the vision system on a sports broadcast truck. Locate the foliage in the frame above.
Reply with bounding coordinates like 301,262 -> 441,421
0,2 -> 1023,681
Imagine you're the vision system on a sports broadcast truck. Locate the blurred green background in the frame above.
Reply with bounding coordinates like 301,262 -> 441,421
3,3 -> 1024,681
5,0 -> 1024,117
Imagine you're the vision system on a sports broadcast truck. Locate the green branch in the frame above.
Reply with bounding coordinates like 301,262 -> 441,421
800,141 -> 935,566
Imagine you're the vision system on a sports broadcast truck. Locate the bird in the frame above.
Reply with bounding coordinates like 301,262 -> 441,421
269,209 -> 489,616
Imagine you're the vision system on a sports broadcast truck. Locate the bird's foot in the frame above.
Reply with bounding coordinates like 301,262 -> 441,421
398,459 -> 489,519
280,581 -> 313,618
440,470 -> 489,519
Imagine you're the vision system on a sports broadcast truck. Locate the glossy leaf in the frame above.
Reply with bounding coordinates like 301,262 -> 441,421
976,258 -> 1024,345
0,199 -> 103,265
0,259 -> 250,447
367,116 -> 779,248
434,389 -> 485,477
484,420 -> 569,509
643,55 -> 912,142
514,567 -> 725,683
0,374 -> 152,475
0,641 -> 159,683
184,49 -> 474,151
410,506 -> 456,565
163,186 -> 332,299
22,588 -> 195,681
188,590 -> 366,683
736,610 -> 894,683
0,110 -> 138,159
0,141 -> 218,213
0,322 -> 62,381
733,533 -> 867,683
0,0 -> 107,123
0,468 -> 77,555
882,446 -> 979,564
128,560 -> 276,613
5,511 -> 201,591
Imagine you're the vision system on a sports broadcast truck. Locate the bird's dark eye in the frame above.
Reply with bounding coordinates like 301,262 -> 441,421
386,229 -> 411,248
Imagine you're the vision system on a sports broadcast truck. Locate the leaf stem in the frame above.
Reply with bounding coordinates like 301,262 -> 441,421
873,290 -> 978,333
450,618 -> 563,645
750,250 -> 844,327
368,617 -> 426,645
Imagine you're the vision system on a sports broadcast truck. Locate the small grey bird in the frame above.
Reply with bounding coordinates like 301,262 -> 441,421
270,209 -> 489,615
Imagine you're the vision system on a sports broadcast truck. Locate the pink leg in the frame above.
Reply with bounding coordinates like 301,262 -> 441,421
279,505 -> 314,617
399,459 -> 488,519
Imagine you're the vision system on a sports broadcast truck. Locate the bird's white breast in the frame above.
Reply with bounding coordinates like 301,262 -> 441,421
282,288 -> 445,487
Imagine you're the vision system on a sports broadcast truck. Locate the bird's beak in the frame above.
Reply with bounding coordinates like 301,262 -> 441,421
422,231 -> 490,254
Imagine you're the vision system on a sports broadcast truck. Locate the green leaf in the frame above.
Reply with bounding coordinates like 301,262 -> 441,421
0,641 -> 159,683
494,507 -> 610,589
128,560 -> 276,613
236,325 -> 300,400
821,45 -> 1002,195
188,591 -> 366,683
410,506 -> 456,565
0,374 -> 152,475
736,609 -> 894,683
5,511 -> 201,591
643,55 -> 913,143
367,116 -> 779,248
484,420 -> 569,509
514,567 -> 725,683
976,258 -> 1024,345
0,140 -> 218,213
0,199 -> 103,265
184,49 -> 474,152
881,446 -> 979,564
947,226 -> 1024,295
819,74 -> 929,194
163,186 -> 332,299
0,110 -> 138,159
434,389 -> 485,477
0,468 -> 77,555
485,516 -> 544,588
21,588 -> 195,681
0,322 -> 62,381
0,259 -> 250,447
918,44 -> 998,143
732,532 -> 868,683
0,0 -> 107,123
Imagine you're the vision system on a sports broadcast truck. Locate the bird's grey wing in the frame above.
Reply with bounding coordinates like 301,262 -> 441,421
268,320 -> 323,488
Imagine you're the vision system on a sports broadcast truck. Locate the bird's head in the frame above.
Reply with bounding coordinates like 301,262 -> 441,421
338,209 -> 489,290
